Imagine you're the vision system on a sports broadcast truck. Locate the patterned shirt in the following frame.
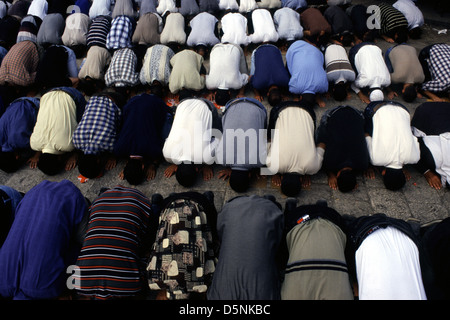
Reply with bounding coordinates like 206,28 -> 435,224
105,47 -> 139,87
421,43 -> 450,93
106,15 -> 134,50
73,94 -> 122,155
147,193 -> 217,300
75,186 -> 153,300
0,40 -> 39,87
139,44 -> 174,86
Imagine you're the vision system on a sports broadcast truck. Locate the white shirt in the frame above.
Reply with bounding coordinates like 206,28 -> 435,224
393,0 -> 424,30
220,12 -> 250,46
89,0 -> 112,19
239,0 -> 258,13
366,104 -> 420,169
266,107 -> 324,175
249,9 -> 279,44
351,44 -> 391,93
356,226 -> 427,300
206,43 -> 249,90
27,0 -> 48,20
413,128 -> 450,186
156,0 -> 178,15
186,12 -> 219,47
273,7 -> 303,41
218,0 -> 239,11
163,99 -> 218,165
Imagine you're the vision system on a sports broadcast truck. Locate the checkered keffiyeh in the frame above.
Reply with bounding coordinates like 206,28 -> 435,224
73,95 -> 122,154
106,15 -> 133,50
422,43 -> 450,93
104,47 -> 139,87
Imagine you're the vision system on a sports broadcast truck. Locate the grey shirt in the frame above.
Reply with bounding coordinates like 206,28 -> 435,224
207,195 -> 284,300
215,98 -> 267,170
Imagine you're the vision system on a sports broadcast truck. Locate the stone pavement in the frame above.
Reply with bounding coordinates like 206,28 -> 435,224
1,0 -> 450,224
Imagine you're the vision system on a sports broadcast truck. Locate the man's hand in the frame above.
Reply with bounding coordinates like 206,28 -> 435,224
424,171 -> 442,190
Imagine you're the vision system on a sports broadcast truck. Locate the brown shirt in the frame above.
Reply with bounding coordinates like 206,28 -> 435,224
300,7 -> 331,36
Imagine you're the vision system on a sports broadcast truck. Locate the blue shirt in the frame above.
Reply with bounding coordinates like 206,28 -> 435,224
286,40 -> 328,95
114,93 -> 171,158
73,94 -> 122,155
0,180 -> 87,300
0,97 -> 39,153
250,44 -> 290,91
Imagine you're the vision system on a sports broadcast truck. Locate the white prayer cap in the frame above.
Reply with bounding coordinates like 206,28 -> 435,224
369,89 -> 384,102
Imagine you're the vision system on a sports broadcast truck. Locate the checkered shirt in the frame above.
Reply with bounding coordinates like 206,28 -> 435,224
422,43 -> 450,93
104,47 -> 140,87
73,95 -> 122,154
106,15 -> 133,50
0,41 -> 39,87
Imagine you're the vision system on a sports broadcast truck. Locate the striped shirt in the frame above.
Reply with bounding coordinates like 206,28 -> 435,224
378,2 -> 408,36
281,217 -> 354,300
73,94 -> 122,155
75,186 -> 153,300
325,44 -> 356,84
87,15 -> 112,48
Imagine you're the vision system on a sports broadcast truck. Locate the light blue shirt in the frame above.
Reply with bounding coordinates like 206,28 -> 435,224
286,40 -> 328,95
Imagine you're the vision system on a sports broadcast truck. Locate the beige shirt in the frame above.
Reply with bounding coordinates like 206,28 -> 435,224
30,90 -> 78,154
389,44 -> 425,84
160,12 -> 186,45
266,107 -> 324,175
78,46 -> 111,80
168,49 -> 205,94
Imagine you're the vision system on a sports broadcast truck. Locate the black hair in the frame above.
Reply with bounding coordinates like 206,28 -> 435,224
267,87 -> 282,107
332,82 -> 347,101
302,93 -> 315,106
78,153 -> 102,179
215,89 -> 231,106
383,167 -> 406,191
280,173 -> 302,197
194,44 -> 208,56
409,27 -> 422,40
123,158 -> 144,185
0,152 -> 21,173
337,169 -> 356,193
229,169 -> 250,193
176,163 -> 197,187
179,88 -> 193,101
362,29 -> 376,43
317,32 -> 330,48
37,153 -> 64,176
341,32 -> 354,47
149,81 -> 164,99
402,84 -> 417,103
394,27 -> 409,44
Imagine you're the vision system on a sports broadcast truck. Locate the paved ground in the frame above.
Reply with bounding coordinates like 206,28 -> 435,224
1,0 -> 450,224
